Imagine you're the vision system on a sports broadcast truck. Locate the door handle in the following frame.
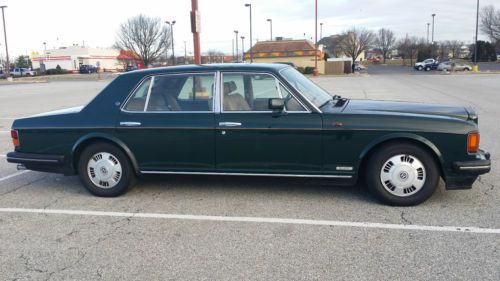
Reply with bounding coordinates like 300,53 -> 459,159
219,122 -> 242,127
120,121 -> 142,127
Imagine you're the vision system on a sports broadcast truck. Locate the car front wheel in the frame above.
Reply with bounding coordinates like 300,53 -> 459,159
78,142 -> 135,197
365,143 -> 440,206
417,66 -> 423,71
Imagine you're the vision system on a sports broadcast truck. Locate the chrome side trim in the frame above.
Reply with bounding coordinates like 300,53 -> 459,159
140,170 -> 353,178
219,122 -> 242,127
458,166 -> 491,170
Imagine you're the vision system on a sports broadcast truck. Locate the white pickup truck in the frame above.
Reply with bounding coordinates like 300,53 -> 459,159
10,68 -> 36,77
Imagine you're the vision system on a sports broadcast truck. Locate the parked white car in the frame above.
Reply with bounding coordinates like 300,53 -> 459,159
10,68 -> 36,77
437,61 -> 472,72
414,59 -> 437,71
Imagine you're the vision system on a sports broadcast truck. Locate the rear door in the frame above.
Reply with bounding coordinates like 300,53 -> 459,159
116,72 -> 216,172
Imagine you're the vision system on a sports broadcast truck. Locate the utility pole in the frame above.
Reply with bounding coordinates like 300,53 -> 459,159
426,23 -> 430,44
241,36 -> 245,62
1,6 -> 10,78
313,0 -> 318,76
232,39 -> 234,62
191,0 -> 201,64
431,14 -> 436,43
244,3 -> 253,62
267,19 -> 272,41
234,30 -> 239,62
184,41 -> 187,64
474,0 -> 479,71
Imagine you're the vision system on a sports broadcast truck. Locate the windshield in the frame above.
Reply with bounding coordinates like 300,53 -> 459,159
280,67 -> 332,108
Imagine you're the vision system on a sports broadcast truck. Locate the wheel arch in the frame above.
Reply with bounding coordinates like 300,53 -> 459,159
358,133 -> 445,178
71,133 -> 140,175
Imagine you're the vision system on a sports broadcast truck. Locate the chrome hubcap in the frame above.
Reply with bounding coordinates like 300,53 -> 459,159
87,152 -> 122,189
380,154 -> 426,197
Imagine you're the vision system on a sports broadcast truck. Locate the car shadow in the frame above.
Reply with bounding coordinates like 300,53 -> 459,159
133,174 -> 379,204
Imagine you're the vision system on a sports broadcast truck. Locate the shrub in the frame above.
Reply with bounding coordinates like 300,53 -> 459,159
45,66 -> 67,75
304,66 -> 315,74
296,66 -> 305,74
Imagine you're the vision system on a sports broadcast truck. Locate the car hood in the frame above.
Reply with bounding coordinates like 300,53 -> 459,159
28,106 -> 84,118
341,99 -> 472,121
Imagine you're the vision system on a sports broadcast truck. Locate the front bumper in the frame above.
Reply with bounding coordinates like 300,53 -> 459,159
6,151 -> 74,175
445,150 -> 491,190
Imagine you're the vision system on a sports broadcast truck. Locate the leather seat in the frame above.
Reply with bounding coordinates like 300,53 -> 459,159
223,81 -> 251,111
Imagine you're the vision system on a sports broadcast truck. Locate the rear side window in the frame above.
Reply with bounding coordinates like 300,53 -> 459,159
123,77 -> 152,111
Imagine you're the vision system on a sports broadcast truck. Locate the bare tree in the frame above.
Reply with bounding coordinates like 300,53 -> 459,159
375,28 -> 396,64
447,40 -> 464,58
115,15 -> 170,67
339,27 -> 374,72
397,36 -> 422,66
206,50 -> 225,63
480,5 -> 500,42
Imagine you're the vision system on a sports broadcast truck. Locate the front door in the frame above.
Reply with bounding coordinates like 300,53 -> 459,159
116,72 -> 216,172
216,72 -> 323,174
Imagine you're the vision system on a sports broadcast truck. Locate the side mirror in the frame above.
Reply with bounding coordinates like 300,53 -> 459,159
268,98 -> 285,111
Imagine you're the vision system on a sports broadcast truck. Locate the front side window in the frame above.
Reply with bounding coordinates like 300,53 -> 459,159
222,73 -> 305,112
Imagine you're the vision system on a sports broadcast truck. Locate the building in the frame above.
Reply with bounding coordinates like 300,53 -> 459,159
246,39 -> 325,73
31,45 -> 121,72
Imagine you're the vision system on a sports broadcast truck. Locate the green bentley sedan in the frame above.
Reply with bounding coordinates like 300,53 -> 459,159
6,64 -> 491,205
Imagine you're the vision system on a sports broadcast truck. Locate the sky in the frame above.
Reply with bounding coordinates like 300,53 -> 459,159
0,0 -> 497,58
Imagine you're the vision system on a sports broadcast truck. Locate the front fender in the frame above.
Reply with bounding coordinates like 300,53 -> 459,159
358,132 -> 444,167
71,133 -> 140,175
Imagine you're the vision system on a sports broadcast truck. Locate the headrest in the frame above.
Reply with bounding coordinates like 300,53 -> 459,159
223,81 -> 237,95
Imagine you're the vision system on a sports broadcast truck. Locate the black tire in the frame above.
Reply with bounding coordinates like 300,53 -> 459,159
417,66 -> 423,71
365,143 -> 440,206
77,142 -> 136,197
424,66 -> 431,71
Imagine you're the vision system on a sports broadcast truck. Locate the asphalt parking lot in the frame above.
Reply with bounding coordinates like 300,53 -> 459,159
0,74 -> 499,280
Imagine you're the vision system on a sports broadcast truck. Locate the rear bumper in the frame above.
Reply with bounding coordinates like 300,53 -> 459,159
445,150 -> 491,190
6,151 -> 74,175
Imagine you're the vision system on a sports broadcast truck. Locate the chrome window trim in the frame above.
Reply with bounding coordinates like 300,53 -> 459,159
220,71 -> 311,114
143,76 -> 155,111
278,67 -> 323,113
120,72 -> 217,114
214,71 -> 222,113
140,170 -> 352,179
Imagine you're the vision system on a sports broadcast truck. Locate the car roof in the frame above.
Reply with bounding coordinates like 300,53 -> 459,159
119,63 -> 290,77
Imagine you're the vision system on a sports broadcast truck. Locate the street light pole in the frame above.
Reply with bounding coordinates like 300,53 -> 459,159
244,3 -> 253,62
426,23 -> 430,44
314,0 -> 318,76
0,6 -> 10,78
166,20 -> 176,65
241,36 -> 245,62
431,14 -> 436,43
320,22 -> 323,39
267,19 -> 272,41
234,30 -> 239,62
474,0 -> 479,71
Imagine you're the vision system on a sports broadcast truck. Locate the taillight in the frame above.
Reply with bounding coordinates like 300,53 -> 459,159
467,132 -> 479,153
11,130 -> 19,147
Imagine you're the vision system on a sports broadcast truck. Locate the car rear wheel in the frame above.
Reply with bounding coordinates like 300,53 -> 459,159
417,66 -> 423,71
365,143 -> 439,206
78,142 -> 135,197
424,66 -> 431,71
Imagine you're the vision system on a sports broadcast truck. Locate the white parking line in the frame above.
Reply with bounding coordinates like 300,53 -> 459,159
0,131 -> 11,133
0,207 -> 498,234
0,171 -> 30,183
0,154 -> 6,158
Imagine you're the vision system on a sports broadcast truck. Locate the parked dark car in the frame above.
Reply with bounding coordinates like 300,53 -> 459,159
6,64 -> 490,206
414,59 -> 440,71
79,65 -> 98,74
126,65 -> 138,72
